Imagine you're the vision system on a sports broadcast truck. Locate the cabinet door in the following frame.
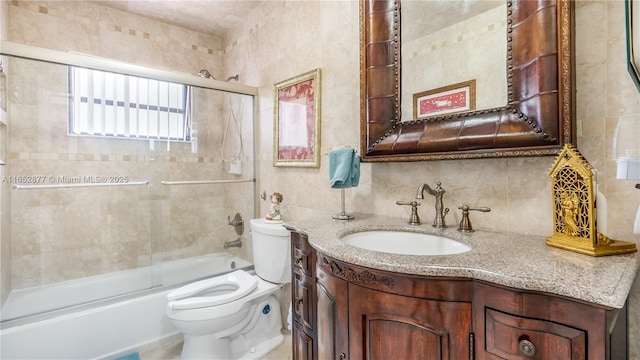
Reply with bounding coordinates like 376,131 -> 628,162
316,265 -> 349,360
349,284 -> 471,360
293,322 -> 315,360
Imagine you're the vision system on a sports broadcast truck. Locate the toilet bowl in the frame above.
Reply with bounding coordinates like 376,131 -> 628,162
166,219 -> 290,359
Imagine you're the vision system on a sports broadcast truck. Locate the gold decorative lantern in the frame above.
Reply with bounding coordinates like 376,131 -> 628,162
547,144 -> 637,256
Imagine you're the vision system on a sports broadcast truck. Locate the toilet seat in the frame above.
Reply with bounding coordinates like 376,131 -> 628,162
167,270 -> 258,310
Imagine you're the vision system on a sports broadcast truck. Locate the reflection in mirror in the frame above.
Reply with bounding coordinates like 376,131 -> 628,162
360,0 -> 575,161
401,1 -> 506,122
626,0 -> 640,91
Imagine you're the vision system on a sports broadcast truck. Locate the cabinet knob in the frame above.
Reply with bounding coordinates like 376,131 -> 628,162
338,353 -> 346,360
518,339 -> 536,357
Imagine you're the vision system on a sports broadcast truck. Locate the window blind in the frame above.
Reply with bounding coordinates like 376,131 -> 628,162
69,67 -> 190,141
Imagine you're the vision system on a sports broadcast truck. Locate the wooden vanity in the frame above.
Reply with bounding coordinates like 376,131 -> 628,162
286,216 -> 638,360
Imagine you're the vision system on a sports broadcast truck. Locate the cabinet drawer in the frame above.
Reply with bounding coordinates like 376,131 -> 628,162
293,246 -> 314,275
293,275 -> 314,330
292,234 -> 315,276
485,308 -> 586,359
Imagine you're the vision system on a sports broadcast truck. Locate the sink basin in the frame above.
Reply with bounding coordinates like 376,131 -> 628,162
341,231 -> 471,255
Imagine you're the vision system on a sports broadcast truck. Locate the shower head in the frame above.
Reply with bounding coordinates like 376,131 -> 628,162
197,69 -> 216,80
198,69 -> 240,83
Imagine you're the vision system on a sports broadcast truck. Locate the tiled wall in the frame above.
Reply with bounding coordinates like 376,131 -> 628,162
3,1 -> 255,292
6,0 -> 223,75
223,1 -> 640,357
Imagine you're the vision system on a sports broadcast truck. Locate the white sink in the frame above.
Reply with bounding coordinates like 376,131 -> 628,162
341,230 -> 471,255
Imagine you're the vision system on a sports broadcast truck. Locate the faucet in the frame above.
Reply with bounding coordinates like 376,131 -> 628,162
224,237 -> 242,249
415,181 -> 449,228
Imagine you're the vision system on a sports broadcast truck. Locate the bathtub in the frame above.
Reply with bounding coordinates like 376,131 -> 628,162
0,252 -> 252,360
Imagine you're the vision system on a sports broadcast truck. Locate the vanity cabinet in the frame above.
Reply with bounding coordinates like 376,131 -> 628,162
289,231 -> 628,360
316,253 -> 473,360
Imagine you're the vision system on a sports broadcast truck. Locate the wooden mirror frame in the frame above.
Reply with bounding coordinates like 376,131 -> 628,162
360,0 -> 575,162
626,0 -> 640,92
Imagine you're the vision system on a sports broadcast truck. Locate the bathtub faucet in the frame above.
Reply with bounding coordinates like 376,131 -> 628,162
224,238 -> 242,249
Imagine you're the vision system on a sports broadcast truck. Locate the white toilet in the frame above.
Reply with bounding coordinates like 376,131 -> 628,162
166,218 -> 291,359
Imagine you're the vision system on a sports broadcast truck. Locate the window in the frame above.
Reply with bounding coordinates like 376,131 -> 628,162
69,67 -> 190,141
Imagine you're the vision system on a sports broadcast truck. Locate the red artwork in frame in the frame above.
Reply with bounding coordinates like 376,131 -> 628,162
413,80 -> 476,119
273,68 -> 321,167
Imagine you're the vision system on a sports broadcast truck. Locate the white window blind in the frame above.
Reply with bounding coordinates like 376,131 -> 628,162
69,67 -> 190,141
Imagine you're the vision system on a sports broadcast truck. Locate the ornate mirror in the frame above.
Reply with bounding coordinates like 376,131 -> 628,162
359,0 -> 575,161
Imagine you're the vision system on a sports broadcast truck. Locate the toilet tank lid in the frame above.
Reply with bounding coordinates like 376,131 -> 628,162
250,218 -> 289,236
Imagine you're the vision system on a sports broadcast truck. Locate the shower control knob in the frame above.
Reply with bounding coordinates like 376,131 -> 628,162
227,213 -> 244,235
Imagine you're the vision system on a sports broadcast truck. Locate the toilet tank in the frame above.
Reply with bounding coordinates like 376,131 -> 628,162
249,219 -> 291,283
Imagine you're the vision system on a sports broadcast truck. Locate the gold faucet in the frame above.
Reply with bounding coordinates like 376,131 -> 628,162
415,182 -> 449,228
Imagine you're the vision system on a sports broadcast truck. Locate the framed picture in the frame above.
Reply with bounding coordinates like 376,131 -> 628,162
273,68 -> 321,167
413,80 -> 476,119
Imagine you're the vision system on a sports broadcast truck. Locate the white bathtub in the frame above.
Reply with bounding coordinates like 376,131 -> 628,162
0,253 -> 252,360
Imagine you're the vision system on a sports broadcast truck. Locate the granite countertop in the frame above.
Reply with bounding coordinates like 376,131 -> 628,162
284,213 -> 640,309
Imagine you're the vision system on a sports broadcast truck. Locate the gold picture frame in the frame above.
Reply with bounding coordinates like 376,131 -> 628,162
273,68 -> 321,168
413,80 -> 476,120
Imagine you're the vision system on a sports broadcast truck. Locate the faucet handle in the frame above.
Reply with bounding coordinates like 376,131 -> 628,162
227,213 -> 244,235
396,200 -> 420,206
457,205 -> 491,233
396,200 -> 421,225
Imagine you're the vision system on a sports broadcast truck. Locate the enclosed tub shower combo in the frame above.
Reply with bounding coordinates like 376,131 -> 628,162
0,42 -> 267,359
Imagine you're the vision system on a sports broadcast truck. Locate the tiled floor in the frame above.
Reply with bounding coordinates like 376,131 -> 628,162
260,333 -> 292,360
139,337 -> 183,360
139,331 -> 292,360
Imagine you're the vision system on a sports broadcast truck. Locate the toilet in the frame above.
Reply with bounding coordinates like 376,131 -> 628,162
166,218 -> 291,359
